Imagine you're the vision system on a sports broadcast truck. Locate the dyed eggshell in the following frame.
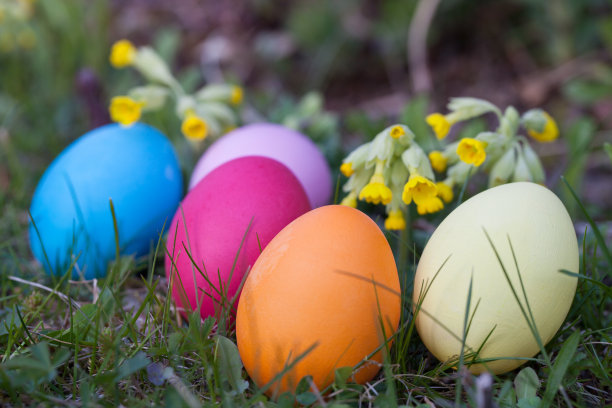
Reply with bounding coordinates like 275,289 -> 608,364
414,182 -> 579,374
189,123 -> 332,208
165,156 -> 310,320
29,123 -> 183,279
236,205 -> 401,396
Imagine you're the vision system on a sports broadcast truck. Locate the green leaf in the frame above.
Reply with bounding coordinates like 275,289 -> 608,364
1,341 -> 69,389
295,375 -> 317,404
334,366 -> 353,388
153,27 -> 182,65
399,95 -> 432,150
514,367 -> 540,400
562,177 -> 612,275
116,352 -> 151,382
542,330 -> 581,406
517,396 -> 542,408
214,336 -> 248,394
295,391 -> 317,406
276,392 -> 296,408
563,79 -> 612,105
498,379 -> 516,406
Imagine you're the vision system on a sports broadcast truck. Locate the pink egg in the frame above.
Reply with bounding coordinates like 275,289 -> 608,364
165,156 -> 311,320
189,123 -> 332,208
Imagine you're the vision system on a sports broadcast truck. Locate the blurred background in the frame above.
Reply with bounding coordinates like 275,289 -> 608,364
1,0 -> 611,262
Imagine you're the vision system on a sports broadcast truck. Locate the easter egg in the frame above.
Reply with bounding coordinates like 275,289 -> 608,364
236,205 -> 401,396
413,182 -> 579,374
189,123 -> 332,208
165,156 -> 310,320
29,123 -> 182,279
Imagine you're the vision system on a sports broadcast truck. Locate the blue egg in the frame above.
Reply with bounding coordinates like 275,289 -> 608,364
29,123 -> 183,279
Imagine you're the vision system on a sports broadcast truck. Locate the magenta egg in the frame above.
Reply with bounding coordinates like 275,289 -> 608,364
189,123 -> 332,208
165,156 -> 311,320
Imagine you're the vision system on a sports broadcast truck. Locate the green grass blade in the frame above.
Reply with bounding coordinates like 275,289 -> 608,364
541,330 -> 581,407
561,176 -> 612,276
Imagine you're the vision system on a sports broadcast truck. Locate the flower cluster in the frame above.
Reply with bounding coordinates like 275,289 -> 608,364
108,39 -> 242,144
425,97 -> 559,192
339,125 -> 446,231
339,98 -> 559,231
0,0 -> 36,53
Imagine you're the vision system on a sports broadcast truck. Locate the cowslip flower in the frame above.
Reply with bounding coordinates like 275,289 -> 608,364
436,181 -> 454,203
402,174 -> 440,210
109,96 -> 143,126
359,173 -> 392,205
426,113 -> 455,140
457,138 -> 487,167
389,125 -> 406,139
416,197 -> 444,215
340,192 -> 358,208
230,86 -> 243,105
340,162 -> 354,177
359,160 -> 392,205
527,112 -> 559,143
181,112 -> 208,141
110,39 -> 136,68
384,209 -> 406,230
428,151 -> 447,173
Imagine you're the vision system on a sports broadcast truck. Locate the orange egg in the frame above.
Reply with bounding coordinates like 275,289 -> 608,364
236,205 -> 401,397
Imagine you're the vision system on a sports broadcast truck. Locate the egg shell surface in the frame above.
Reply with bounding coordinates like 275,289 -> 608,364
29,123 -> 182,279
189,123 -> 332,208
165,156 -> 310,320
413,182 -> 578,374
236,205 -> 401,397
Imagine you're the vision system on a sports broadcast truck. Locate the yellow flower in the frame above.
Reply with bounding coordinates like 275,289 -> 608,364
428,151 -> 447,173
390,125 -> 406,139
231,86 -> 243,105
110,39 -> 136,68
340,162 -> 354,177
457,138 -> 487,167
436,182 -> 454,203
340,192 -> 357,208
416,197 -> 444,215
384,210 -> 406,230
181,113 -> 208,141
402,174 -> 438,206
426,113 -> 453,140
359,173 -> 392,205
527,112 -> 559,143
109,96 -> 143,126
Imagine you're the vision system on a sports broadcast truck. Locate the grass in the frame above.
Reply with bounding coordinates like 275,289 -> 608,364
0,175 -> 610,407
1,0 -> 611,405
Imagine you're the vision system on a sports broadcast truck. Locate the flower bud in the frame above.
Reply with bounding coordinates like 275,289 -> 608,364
128,85 -> 169,111
499,106 -> 519,138
367,128 -> 396,163
447,97 -> 502,121
512,148 -> 533,182
197,102 -> 237,127
523,109 -> 559,142
521,142 -> 545,184
401,144 -> 434,180
133,47 -> 180,91
488,146 -> 516,187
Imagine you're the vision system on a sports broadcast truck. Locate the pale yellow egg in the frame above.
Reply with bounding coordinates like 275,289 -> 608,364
413,182 -> 579,374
